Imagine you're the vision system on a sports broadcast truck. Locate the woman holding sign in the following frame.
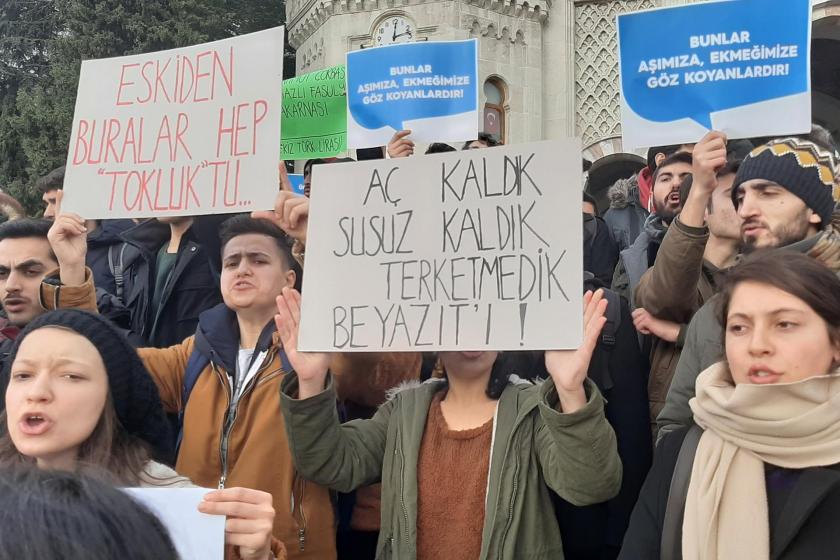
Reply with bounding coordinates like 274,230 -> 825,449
0,309 -> 284,560
277,286 -> 621,559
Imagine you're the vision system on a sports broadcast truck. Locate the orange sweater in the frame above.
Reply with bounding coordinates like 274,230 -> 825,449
416,392 -> 493,560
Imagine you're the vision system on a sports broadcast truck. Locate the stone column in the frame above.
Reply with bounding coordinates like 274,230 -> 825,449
540,0 -> 576,140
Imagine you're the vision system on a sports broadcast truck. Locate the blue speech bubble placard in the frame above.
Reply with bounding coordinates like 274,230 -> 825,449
346,40 -> 478,147
288,173 -> 305,195
618,0 -> 811,148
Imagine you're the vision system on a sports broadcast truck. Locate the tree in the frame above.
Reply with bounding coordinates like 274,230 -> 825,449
0,0 -> 60,211
1,0 -> 289,215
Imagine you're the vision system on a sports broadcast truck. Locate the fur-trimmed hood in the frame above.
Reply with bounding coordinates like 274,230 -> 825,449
608,175 -> 641,210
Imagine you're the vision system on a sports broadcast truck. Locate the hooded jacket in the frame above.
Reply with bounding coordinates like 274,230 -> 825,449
656,214 -> 840,440
137,303 -> 336,559
120,219 -> 221,348
604,175 -> 650,252
280,373 -> 622,560
611,212 -> 669,309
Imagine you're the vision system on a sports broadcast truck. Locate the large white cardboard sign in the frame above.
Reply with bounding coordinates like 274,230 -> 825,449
62,27 -> 285,219
299,140 -> 584,352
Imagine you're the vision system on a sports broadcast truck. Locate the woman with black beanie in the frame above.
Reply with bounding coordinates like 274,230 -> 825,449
0,309 -> 283,560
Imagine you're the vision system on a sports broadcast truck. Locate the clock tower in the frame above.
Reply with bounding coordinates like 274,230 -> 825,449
373,15 -> 416,46
286,0 -> 840,205
285,0 -> 554,147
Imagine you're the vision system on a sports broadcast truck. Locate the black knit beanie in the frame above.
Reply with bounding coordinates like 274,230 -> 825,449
1,310 -> 172,460
732,138 -> 838,227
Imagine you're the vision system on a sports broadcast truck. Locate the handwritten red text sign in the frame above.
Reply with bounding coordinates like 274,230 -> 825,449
62,27 -> 284,219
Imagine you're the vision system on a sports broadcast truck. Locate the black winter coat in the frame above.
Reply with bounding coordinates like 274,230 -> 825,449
584,213 -> 620,289
620,427 -> 840,560
120,219 -> 222,348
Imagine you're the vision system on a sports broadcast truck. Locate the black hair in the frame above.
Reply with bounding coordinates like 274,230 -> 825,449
583,191 -> 598,214
646,144 -> 683,171
425,143 -> 456,154
485,354 -> 512,399
219,215 -> 296,269
35,166 -> 65,194
652,151 -> 693,183
0,467 -> 179,560
462,132 -> 501,150
0,218 -> 56,261
303,157 -> 356,176
0,218 -> 51,242
303,158 -> 327,177
678,159 -> 742,209
432,353 -> 511,399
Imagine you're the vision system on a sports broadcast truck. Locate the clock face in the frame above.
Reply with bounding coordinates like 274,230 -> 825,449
374,16 -> 415,46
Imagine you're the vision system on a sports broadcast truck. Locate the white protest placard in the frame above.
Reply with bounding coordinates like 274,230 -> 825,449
124,488 -> 224,560
62,27 -> 285,219
298,140 -> 583,352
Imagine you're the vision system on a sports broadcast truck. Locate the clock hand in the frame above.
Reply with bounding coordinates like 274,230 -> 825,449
392,21 -> 397,40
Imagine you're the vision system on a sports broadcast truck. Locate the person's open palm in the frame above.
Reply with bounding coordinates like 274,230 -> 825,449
544,290 -> 608,408
275,287 -> 330,398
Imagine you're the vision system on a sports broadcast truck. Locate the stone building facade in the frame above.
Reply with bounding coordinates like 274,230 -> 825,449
287,0 -> 840,197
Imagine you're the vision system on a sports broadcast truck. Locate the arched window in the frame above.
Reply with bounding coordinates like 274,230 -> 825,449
483,77 -> 507,143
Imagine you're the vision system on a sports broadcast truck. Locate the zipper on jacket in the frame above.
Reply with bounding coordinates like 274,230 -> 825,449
395,431 -> 410,545
213,349 -> 309,548
291,473 -> 307,551
216,351 -> 277,488
214,363 -> 233,488
496,436 -> 521,554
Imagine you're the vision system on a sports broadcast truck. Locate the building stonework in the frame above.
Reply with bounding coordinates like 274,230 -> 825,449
574,0 -> 657,148
288,0 -> 840,163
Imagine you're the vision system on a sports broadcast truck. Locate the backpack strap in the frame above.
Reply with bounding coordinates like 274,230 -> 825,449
600,288 -> 621,350
278,348 -> 292,373
107,243 -> 128,301
660,424 -> 704,560
176,348 -> 211,456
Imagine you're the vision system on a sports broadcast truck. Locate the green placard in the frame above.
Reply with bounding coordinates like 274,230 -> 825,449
281,65 -> 347,160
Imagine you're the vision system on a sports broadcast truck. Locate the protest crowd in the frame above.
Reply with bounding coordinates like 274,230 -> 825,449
2,1 -> 840,559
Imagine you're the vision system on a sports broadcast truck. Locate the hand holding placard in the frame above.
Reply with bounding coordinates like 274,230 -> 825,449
198,487 -> 276,560
692,131 -> 728,193
544,290 -> 608,414
47,191 -> 88,286
387,130 -> 415,158
275,287 -> 331,399
680,130 -> 727,228
252,191 -> 310,246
